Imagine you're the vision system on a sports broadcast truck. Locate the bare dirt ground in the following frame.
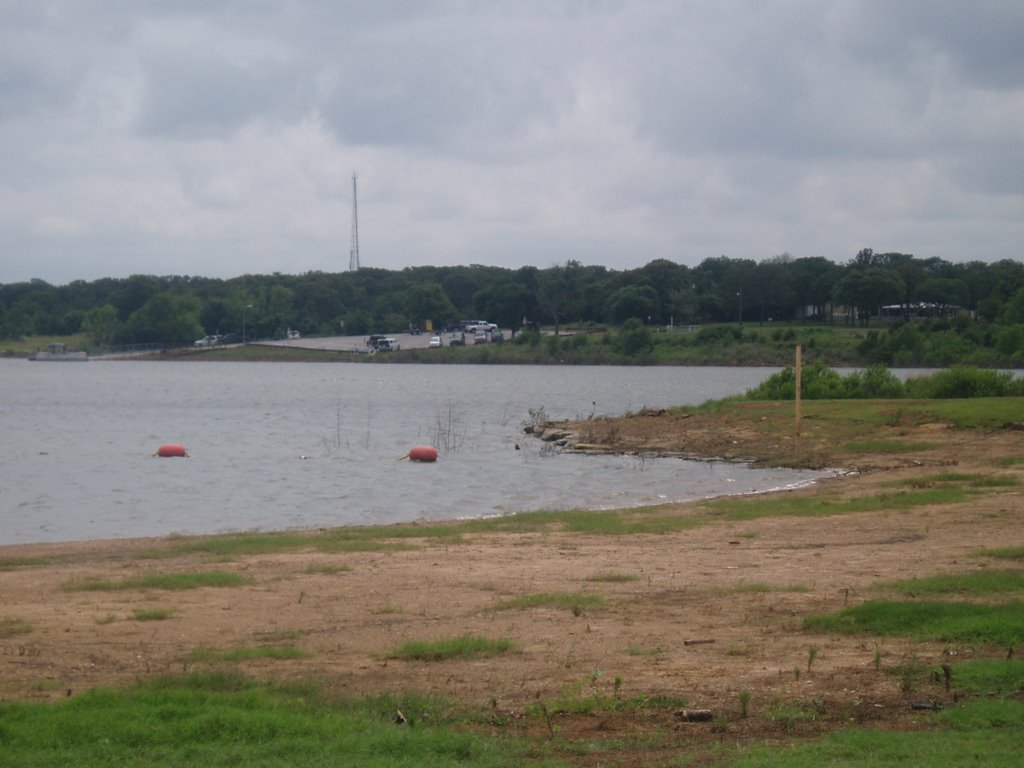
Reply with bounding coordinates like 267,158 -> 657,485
2,408 -> 1023,764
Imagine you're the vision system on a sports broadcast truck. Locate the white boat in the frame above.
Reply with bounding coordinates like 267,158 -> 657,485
29,343 -> 88,361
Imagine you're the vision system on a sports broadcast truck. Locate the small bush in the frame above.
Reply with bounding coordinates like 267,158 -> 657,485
905,367 -> 1024,399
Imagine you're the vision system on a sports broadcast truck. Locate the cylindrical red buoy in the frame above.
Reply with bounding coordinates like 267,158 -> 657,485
156,443 -> 189,458
407,445 -> 438,463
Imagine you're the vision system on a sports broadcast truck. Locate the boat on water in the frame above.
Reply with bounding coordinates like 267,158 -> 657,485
29,343 -> 88,361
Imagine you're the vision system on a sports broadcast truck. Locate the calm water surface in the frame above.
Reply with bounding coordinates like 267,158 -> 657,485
0,360 -> 829,545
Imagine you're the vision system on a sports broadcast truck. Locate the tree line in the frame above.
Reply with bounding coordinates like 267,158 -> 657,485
3,250 -> 1024,351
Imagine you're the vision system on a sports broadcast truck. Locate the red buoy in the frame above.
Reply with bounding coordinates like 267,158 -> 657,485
155,443 -> 189,458
407,445 -> 438,463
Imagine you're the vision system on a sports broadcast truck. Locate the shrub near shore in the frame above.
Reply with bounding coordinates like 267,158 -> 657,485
744,364 -> 1024,401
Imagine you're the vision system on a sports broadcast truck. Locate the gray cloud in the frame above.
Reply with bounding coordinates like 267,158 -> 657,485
0,1 -> 1021,283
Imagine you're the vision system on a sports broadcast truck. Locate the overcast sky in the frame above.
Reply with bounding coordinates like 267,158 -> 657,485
2,1 -> 1023,284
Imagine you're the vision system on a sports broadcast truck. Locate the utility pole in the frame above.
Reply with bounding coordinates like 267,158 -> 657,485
349,173 -> 360,271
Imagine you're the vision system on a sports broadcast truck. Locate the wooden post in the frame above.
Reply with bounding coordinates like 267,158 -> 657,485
795,345 -> 802,438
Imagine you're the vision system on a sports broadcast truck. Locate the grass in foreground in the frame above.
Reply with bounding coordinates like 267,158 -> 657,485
727,703 -> 1024,768
0,674 -> 539,768
382,636 -> 516,662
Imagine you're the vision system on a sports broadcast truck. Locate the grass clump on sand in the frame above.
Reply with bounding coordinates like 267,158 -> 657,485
132,609 -> 176,622
493,592 -> 606,613
383,636 -> 516,662
61,571 -> 252,592
980,546 -> 1024,561
0,616 -> 33,638
186,646 -> 310,664
0,556 -> 52,571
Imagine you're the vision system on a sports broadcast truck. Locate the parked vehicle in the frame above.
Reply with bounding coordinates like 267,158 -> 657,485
462,320 -> 497,333
366,334 -> 386,350
490,329 -> 504,343
218,333 -> 243,345
428,335 -> 443,348
194,335 -> 220,348
473,330 -> 488,344
450,331 -> 465,346
376,338 -> 400,351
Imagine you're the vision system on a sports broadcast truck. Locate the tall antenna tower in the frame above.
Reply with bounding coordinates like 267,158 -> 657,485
348,173 -> 360,271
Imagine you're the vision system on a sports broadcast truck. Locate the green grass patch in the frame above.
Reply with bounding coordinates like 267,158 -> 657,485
493,592 -> 606,613
994,456 -> 1024,467
900,397 -> 1024,430
804,600 -> 1024,646
0,617 -> 33,639
0,674 -> 536,767
62,571 -> 252,592
132,608 -> 176,622
726,582 -> 811,595
0,556 -> 51,571
729,702 -> 1024,767
906,471 -> 1020,489
585,572 -> 640,583
383,636 -> 516,662
842,439 -> 936,453
304,562 -> 351,575
186,646 -> 310,663
880,569 -> 1024,597
466,506 -> 701,536
980,546 -> 1024,561
708,486 -> 967,522
155,530 -> 416,560
949,659 -> 1024,695
254,630 -> 309,643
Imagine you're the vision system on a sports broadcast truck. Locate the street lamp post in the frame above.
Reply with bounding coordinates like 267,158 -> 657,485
243,304 -> 252,344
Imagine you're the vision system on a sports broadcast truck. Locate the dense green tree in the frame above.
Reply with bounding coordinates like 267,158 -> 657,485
607,285 -> 659,324
111,275 -> 161,321
473,278 -> 535,334
82,304 -> 119,345
753,256 -> 797,322
403,282 -> 455,330
119,292 -> 203,345
294,281 -> 343,334
538,260 -> 583,335
915,277 -> 970,310
832,267 -> 905,326
614,317 -> 654,357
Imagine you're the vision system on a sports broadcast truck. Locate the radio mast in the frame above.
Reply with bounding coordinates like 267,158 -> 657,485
348,173 -> 360,271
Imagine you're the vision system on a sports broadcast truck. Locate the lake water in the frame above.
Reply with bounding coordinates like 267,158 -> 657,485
0,360 -> 830,545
